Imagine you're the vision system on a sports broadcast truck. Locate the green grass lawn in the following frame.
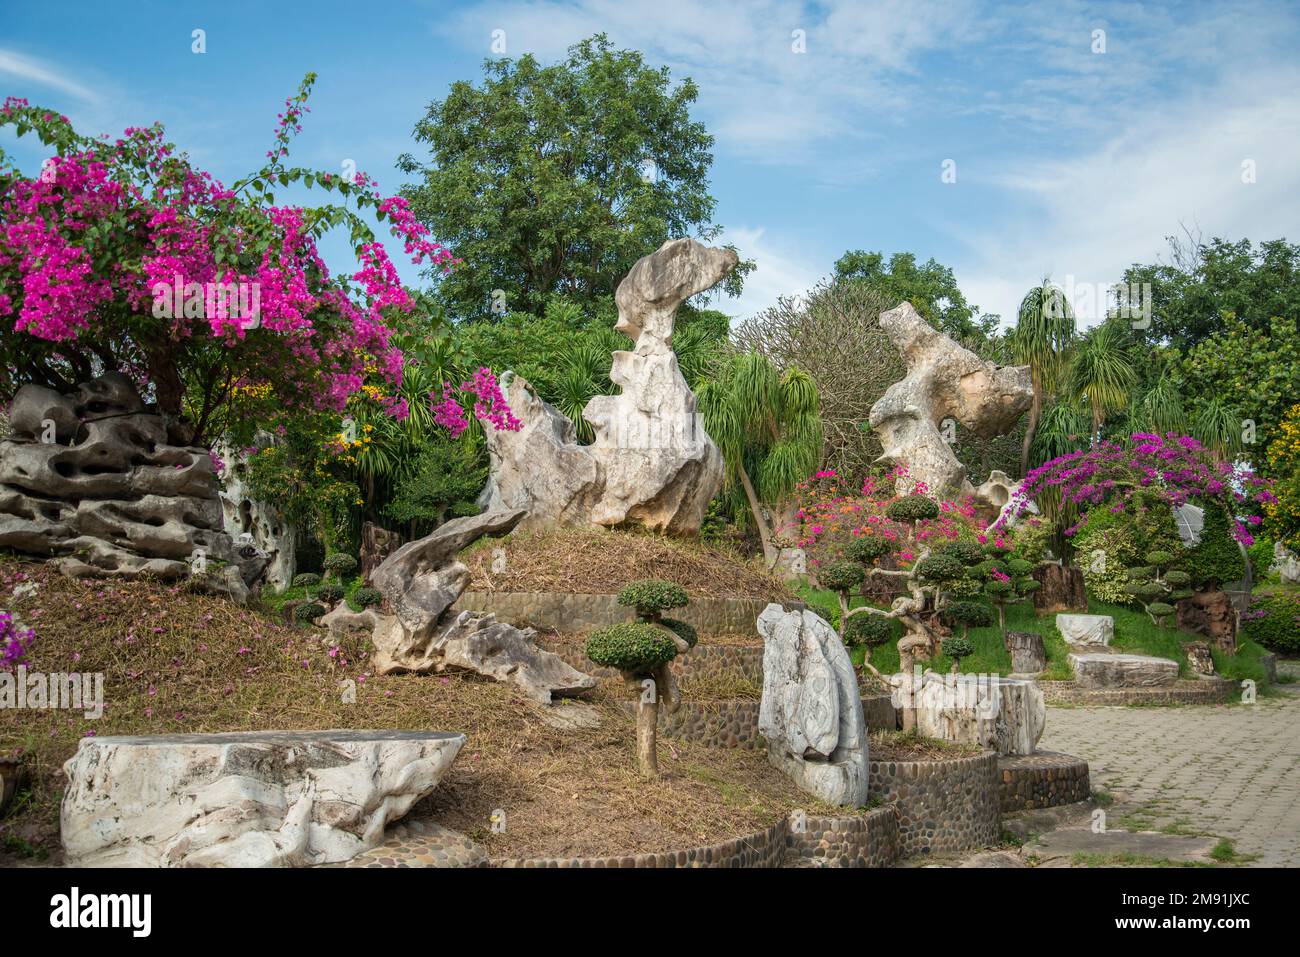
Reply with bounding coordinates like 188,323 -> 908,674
793,582 -> 1272,685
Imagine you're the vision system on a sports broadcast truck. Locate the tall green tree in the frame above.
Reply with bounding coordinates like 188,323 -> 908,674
399,34 -> 750,320
1067,321 -> 1138,443
1010,280 -> 1076,475
696,353 -> 822,568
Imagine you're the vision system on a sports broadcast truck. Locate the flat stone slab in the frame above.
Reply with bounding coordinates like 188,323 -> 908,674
1028,828 -> 1221,864
1057,613 -> 1114,647
1069,652 -> 1179,689
61,730 -> 465,867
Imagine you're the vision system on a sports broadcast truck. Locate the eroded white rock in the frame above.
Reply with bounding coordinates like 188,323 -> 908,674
892,671 -> 1045,756
61,730 -> 464,867
1056,613 -> 1114,647
1069,652 -> 1179,689
757,604 -> 868,806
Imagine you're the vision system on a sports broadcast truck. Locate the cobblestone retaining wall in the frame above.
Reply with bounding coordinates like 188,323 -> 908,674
1041,678 -> 1236,706
786,807 -> 901,868
456,590 -> 776,637
998,751 -> 1091,813
867,751 -> 1001,858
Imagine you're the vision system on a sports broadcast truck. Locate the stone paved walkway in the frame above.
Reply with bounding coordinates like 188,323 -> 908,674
1040,678 -> 1300,867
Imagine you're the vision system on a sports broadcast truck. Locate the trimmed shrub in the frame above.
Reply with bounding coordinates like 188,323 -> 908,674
617,580 -> 688,617
293,573 -> 321,590
1189,503 -> 1247,589
819,560 -> 865,593
843,614 -> 893,646
1242,591 -> 1300,654
661,617 -> 698,649
352,587 -> 382,609
293,602 -> 325,623
845,535 -> 893,565
886,494 -> 940,523
942,635 -> 974,662
943,600 -> 994,632
316,582 -> 344,603
586,622 -> 678,673
323,554 -> 359,579
915,553 -> 965,583
937,541 -> 984,567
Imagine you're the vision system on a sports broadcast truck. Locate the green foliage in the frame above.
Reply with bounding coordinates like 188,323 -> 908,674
943,600 -> 995,632
585,622 -> 678,673
316,582 -> 344,604
293,573 -> 321,590
1242,591 -> 1300,654
398,34 -> 751,319
915,553 -> 965,583
845,535 -> 894,565
819,561 -> 865,593
937,541 -> 985,567
661,617 -> 698,649
617,580 -> 689,617
323,554 -> 358,579
1074,497 -> 1185,605
1188,503 -> 1247,588
352,587 -> 382,609
843,614 -> 893,647
293,602 -> 325,623
384,434 -> 487,532
1067,320 -> 1138,438
886,495 -> 940,523
942,636 -> 975,662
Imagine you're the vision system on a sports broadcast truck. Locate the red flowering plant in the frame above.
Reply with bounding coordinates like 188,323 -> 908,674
0,73 -> 515,452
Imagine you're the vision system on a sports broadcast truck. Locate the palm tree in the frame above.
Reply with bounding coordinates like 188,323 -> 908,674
696,352 -> 822,567
1010,280 -> 1076,475
1067,321 -> 1138,443
1191,398 -> 1242,462
1130,377 -> 1187,436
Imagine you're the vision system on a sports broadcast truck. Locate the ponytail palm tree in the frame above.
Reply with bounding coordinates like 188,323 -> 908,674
1130,376 -> 1187,436
697,352 -> 822,567
1010,280 -> 1076,475
1191,397 -> 1243,462
1067,321 -> 1138,443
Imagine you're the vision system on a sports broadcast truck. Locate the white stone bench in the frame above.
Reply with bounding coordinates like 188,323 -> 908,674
1056,613 -> 1114,647
1068,653 -> 1179,689
61,729 -> 464,867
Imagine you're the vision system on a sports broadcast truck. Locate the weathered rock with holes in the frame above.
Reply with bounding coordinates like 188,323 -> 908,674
1272,542 -> 1300,584
892,671 -> 1045,756
60,730 -> 465,867
1175,589 -> 1238,652
1056,613 -> 1114,647
1069,652 -> 1179,689
869,302 -> 1033,497
217,436 -> 296,591
1033,562 -> 1087,613
0,375 -> 261,599
353,509 -> 597,703
1185,640 -> 1216,677
757,604 -> 868,806
481,238 -> 731,536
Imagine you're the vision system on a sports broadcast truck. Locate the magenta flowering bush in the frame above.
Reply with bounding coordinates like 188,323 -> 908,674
0,74 -> 470,447
997,432 -> 1274,546
0,611 -> 34,669
430,367 -> 522,439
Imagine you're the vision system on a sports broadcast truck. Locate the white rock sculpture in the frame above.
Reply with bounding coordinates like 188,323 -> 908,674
481,238 -> 732,536
891,670 -> 1045,756
61,730 -> 464,867
1068,652 -> 1179,689
217,436 -> 296,591
868,302 -> 1033,496
757,604 -> 868,806
1056,613 -> 1114,647
338,508 -> 597,704
1272,542 -> 1300,584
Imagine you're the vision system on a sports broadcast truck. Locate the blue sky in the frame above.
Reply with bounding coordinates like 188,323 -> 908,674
3,0 -> 1298,327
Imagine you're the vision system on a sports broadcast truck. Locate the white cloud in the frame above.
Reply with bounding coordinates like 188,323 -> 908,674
0,48 -> 102,105
712,224 -> 826,324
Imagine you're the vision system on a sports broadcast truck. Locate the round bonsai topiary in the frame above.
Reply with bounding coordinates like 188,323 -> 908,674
943,600 -> 994,636
843,614 -> 893,647
617,580 -> 688,619
661,617 -> 698,649
886,494 -> 940,523
845,535 -> 893,565
938,541 -> 985,567
942,635 -> 974,665
293,573 -> 321,591
352,586 -> 382,609
585,622 -> 679,673
819,560 -> 865,593
915,553 -> 965,583
316,582 -> 344,604
323,554 -> 358,579
293,602 -> 325,623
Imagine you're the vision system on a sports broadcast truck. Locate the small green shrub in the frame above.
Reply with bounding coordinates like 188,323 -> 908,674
845,535 -> 893,565
586,622 -> 678,673
942,635 -> 974,662
819,560 -> 865,592
943,600 -> 994,633
886,494 -> 940,523
293,573 -> 321,590
352,587 -> 382,608
316,582 -> 344,603
937,541 -> 984,567
915,553 -> 965,583
1242,591 -> 1300,654
323,554 -> 359,579
843,614 -> 893,646
661,617 -> 698,649
293,602 -> 325,623
617,580 -> 688,617
1189,503 -> 1246,588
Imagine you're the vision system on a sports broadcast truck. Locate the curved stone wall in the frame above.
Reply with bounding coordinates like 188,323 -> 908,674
455,590 -> 776,637
867,751 -> 1001,858
998,751 -> 1091,813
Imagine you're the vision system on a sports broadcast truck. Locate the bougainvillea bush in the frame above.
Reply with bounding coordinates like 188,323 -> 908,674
0,74 -> 470,448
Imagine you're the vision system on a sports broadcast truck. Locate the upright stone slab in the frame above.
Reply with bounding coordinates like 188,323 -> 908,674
892,671 -> 1045,756
1069,652 -> 1178,689
61,730 -> 465,867
1004,630 -> 1046,676
757,604 -> 868,806
1056,613 -> 1114,647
